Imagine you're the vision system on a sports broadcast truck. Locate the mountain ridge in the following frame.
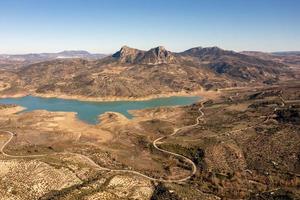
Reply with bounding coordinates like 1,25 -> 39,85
0,45 -> 296,99
112,45 -> 177,64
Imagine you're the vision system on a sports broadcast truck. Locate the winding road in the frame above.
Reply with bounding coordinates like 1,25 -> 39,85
0,102 -> 205,183
2,94 -> 296,182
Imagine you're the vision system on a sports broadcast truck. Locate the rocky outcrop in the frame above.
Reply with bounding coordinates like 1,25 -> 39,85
141,46 -> 177,64
112,46 -> 177,64
112,46 -> 145,63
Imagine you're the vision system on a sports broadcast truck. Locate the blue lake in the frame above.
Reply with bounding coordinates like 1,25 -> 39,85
0,95 -> 200,124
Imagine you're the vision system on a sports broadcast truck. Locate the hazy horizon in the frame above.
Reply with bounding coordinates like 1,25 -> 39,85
1,46 -> 300,55
0,0 -> 299,54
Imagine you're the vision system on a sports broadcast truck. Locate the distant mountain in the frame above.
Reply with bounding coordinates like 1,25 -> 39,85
0,50 -> 107,69
0,46 -> 295,99
272,51 -> 300,56
241,51 -> 300,69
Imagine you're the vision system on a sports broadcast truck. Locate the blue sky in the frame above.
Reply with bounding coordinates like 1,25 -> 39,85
0,0 -> 299,54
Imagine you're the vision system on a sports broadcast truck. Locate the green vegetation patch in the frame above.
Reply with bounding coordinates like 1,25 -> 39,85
151,183 -> 181,200
159,143 -> 205,168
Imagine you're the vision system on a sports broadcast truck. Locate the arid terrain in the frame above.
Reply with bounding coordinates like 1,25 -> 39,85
0,46 -> 297,101
2,0 -> 300,198
0,80 -> 299,199
1,0 -> 299,198
0,46 -> 299,199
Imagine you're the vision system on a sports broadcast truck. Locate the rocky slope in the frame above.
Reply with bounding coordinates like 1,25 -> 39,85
180,47 -> 291,81
112,46 -> 177,64
0,46 -> 295,99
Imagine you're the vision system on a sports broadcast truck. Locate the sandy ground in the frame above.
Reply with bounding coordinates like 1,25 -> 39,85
0,106 -> 25,115
53,111 -> 113,142
0,108 -> 113,144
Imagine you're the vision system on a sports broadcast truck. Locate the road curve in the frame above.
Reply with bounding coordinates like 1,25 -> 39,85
0,101 -> 205,183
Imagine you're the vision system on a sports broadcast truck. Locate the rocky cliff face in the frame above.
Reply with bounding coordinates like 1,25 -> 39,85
112,46 -> 177,64
141,46 -> 177,64
112,46 -> 145,63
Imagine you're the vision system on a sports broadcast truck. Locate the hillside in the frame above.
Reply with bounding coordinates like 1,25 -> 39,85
180,47 -> 290,81
241,51 -> 300,69
0,46 -> 295,99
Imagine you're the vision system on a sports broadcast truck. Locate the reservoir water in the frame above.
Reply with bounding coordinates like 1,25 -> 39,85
0,95 -> 200,124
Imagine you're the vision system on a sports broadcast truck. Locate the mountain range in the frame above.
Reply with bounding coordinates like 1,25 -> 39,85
0,46 -> 297,99
0,50 -> 107,69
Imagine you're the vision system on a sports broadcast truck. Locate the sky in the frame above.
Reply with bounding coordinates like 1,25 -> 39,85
0,0 -> 299,54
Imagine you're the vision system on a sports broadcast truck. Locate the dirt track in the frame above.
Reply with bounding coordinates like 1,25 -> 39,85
0,101 -> 205,183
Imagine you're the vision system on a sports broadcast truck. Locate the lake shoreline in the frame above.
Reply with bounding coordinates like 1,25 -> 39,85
0,94 -> 204,124
0,89 -> 219,102
0,105 -> 26,115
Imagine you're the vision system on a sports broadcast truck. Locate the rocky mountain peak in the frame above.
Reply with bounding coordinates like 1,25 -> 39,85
119,45 -> 135,53
143,46 -> 176,64
112,46 -> 144,63
113,46 -> 138,57
150,46 -> 167,56
154,46 -> 166,52
181,46 -> 229,58
112,46 -> 177,64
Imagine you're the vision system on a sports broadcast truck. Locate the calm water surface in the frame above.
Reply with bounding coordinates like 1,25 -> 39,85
0,95 -> 200,124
